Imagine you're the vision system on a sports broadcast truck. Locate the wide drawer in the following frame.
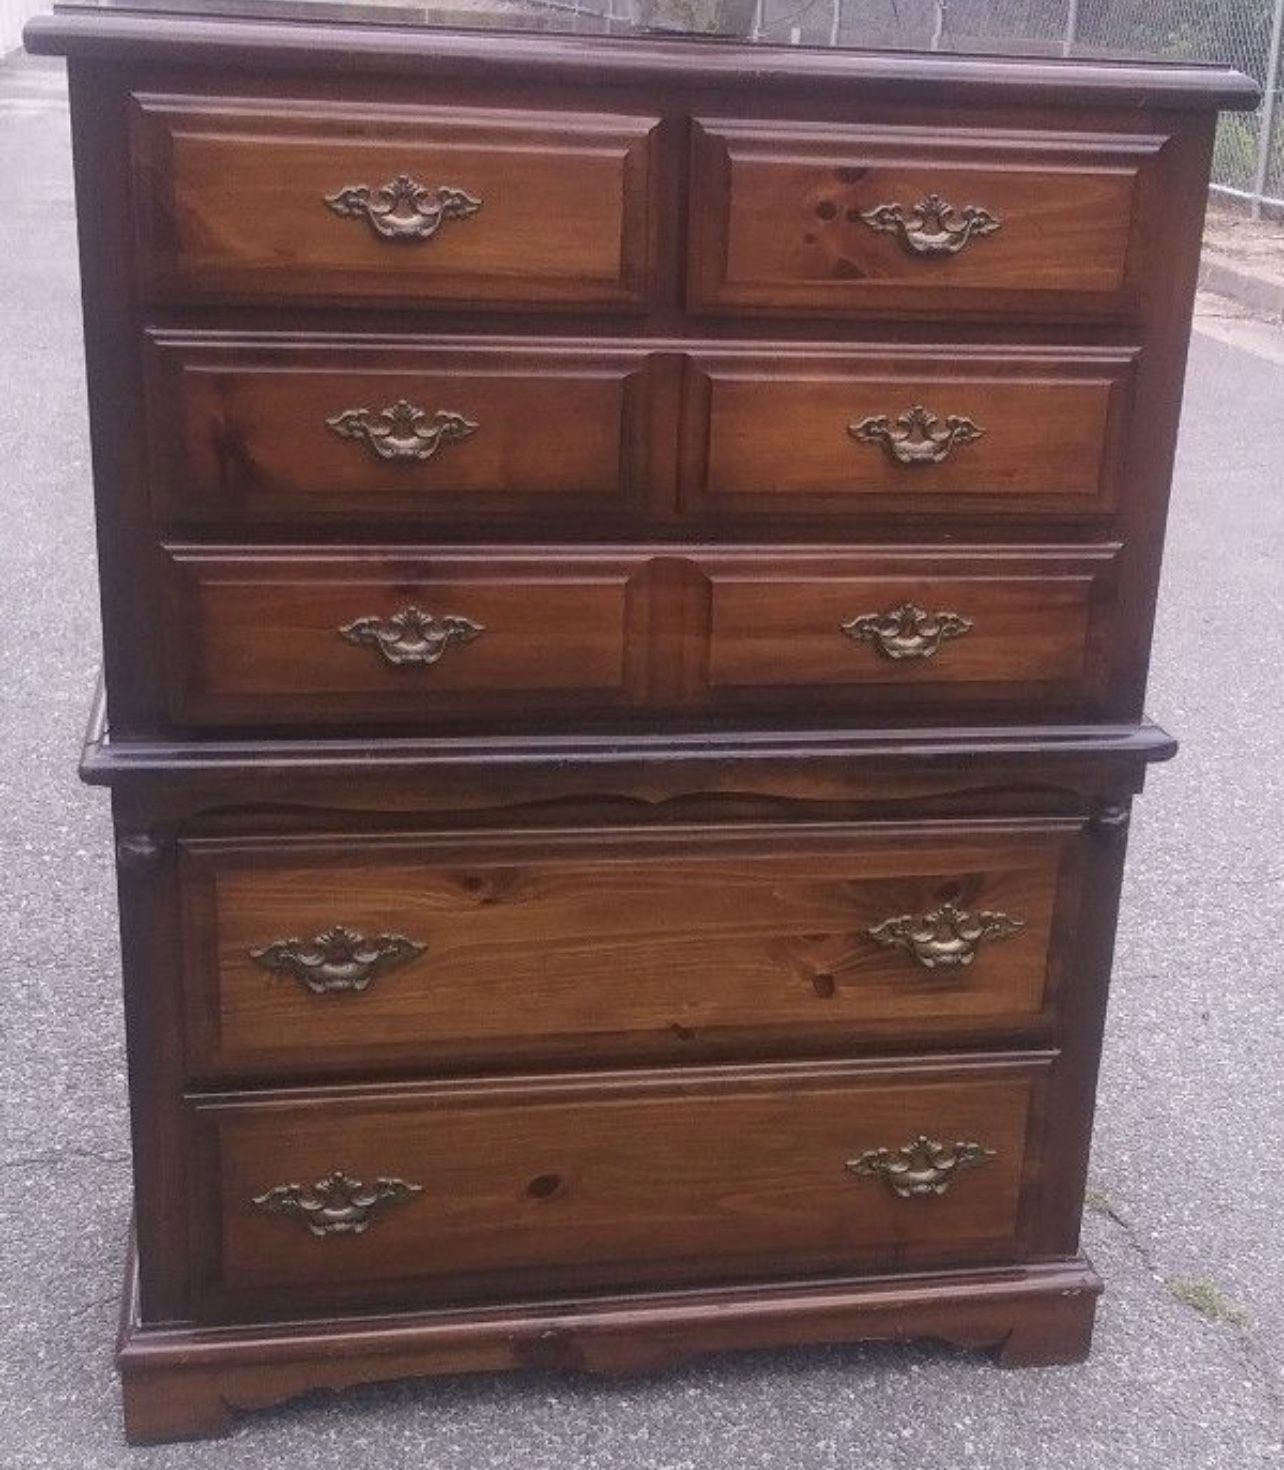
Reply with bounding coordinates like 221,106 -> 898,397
688,118 -> 1167,319
681,346 -> 1135,523
179,821 -> 1081,1081
145,334 -> 662,528
129,95 -> 660,309
159,545 -> 1119,730
188,1057 -> 1048,1318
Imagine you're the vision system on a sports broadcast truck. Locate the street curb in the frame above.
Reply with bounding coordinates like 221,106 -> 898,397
1198,249 -> 1284,319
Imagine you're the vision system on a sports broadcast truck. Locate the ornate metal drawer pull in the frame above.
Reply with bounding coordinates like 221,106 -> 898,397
327,400 -> 478,463
841,603 -> 972,661
868,900 -> 1025,969
849,404 -> 984,466
252,1170 -> 423,1237
846,1135 -> 995,1198
859,193 -> 1002,257
249,925 -> 426,995
339,606 -> 485,667
324,175 -> 482,242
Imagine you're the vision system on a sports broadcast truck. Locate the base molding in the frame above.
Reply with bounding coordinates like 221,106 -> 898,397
116,1238 -> 1101,1444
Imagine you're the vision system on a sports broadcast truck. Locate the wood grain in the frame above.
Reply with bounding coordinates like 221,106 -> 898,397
178,821 -> 1076,1080
688,118 -> 1166,319
189,1057 -> 1047,1318
129,94 -> 662,309
145,333 -> 662,526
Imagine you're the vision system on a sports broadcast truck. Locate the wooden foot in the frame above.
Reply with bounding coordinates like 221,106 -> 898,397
993,1278 -> 1100,1367
121,1370 -> 234,1446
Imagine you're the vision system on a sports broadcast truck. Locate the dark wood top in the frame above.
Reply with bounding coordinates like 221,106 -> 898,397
26,8 -> 1258,111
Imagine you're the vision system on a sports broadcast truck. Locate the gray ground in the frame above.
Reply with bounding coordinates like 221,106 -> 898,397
2,49 -> 1282,1470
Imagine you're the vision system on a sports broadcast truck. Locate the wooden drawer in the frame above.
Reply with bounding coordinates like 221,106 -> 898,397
145,334 -> 661,528
680,346 -> 1136,523
162,548 -> 636,729
188,1057 -> 1048,1318
702,547 -> 1117,716
178,821 -> 1081,1081
129,95 -> 661,309
688,119 -> 1167,319
159,545 -> 1119,730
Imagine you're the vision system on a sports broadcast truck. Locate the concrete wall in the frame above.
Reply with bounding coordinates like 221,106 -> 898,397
2,0 -> 45,54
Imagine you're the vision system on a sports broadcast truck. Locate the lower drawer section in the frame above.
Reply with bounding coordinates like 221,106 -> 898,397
189,1056 -> 1048,1320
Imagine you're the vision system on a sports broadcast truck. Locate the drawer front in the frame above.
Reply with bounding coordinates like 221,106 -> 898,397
189,1059 -> 1047,1317
146,335 -> 660,528
162,549 -> 634,729
689,119 -> 1166,318
130,95 -> 660,309
179,821 -> 1080,1081
703,548 -> 1117,715
160,546 -> 1119,730
682,347 -> 1135,523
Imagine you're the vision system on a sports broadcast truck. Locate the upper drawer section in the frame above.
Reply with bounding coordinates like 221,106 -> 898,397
688,119 -> 1167,320
129,95 -> 662,310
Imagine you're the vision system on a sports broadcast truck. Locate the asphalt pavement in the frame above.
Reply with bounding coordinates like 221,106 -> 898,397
1,49 -> 1281,1470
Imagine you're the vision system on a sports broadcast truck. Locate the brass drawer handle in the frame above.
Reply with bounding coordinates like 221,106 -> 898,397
327,400 -> 478,463
846,1135 -> 995,1198
324,175 -> 482,242
858,193 -> 1002,257
841,602 -> 972,661
252,1169 -> 423,1237
249,925 -> 426,995
868,900 -> 1024,969
849,404 -> 985,465
339,606 -> 485,667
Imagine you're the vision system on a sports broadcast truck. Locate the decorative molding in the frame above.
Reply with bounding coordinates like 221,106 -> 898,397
324,176 -> 481,242
249,926 -> 426,995
846,1135 -> 996,1197
326,400 -> 478,463
339,606 -> 485,667
867,900 -> 1024,969
858,193 -> 1002,256
849,404 -> 985,465
841,603 -> 973,661
251,1170 -> 423,1237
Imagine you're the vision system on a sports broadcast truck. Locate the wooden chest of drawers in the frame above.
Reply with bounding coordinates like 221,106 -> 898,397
28,2 -> 1255,1444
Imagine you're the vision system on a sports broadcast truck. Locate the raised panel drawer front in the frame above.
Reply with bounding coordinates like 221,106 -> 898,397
688,119 -> 1167,318
129,95 -> 660,308
178,821 -> 1080,1080
682,346 -> 1136,522
145,334 -> 660,528
188,1058 -> 1047,1317
703,547 -> 1117,716
162,548 -> 635,729
160,546 -> 1119,730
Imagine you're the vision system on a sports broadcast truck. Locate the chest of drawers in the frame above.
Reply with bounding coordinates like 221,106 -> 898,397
27,2 -> 1254,1444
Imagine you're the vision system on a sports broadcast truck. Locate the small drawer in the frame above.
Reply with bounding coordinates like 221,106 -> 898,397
145,334 -> 661,529
179,821 -> 1081,1081
681,346 -> 1135,523
187,1057 -> 1048,1318
161,547 -> 635,729
129,95 -> 661,309
703,547 -> 1118,717
688,118 -> 1167,319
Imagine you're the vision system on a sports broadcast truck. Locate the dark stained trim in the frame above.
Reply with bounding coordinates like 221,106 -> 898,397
27,13 -> 1260,112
